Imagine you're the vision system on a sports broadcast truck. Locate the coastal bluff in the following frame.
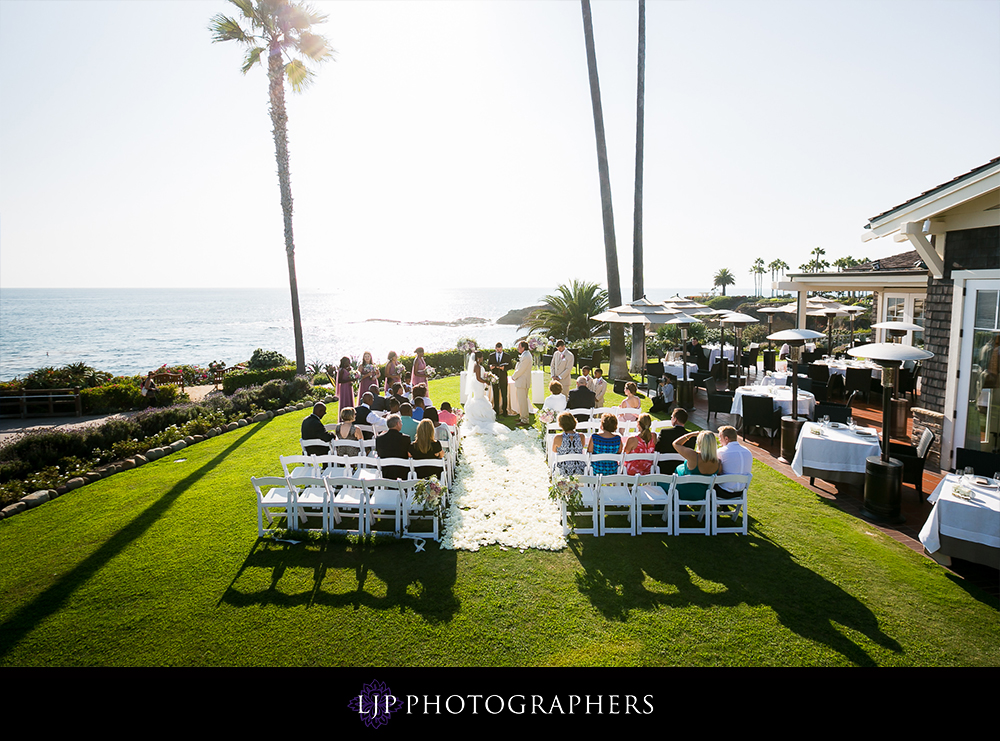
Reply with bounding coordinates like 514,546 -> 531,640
497,305 -> 543,326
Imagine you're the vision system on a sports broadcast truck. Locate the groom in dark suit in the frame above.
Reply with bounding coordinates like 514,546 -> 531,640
488,342 -> 511,416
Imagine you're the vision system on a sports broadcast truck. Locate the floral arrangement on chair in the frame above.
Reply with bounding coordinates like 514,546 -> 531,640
548,474 -> 583,518
538,408 -> 557,425
413,476 -> 447,514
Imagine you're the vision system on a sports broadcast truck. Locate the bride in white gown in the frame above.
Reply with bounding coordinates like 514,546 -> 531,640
463,351 -> 508,436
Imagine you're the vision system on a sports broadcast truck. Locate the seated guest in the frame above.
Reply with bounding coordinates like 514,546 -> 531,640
542,380 -> 567,413
592,367 -> 607,408
300,402 -> 333,455
656,407 -> 690,474
624,413 -> 656,475
399,402 -> 418,440
586,413 -> 622,475
618,381 -> 642,422
717,425 -> 752,496
412,397 -> 426,421
369,388 -> 387,412
333,407 -> 364,455
567,376 -> 596,422
437,401 -> 458,427
551,411 -> 586,476
388,382 -> 408,407
425,407 -> 451,444
413,384 -> 432,408
375,414 -> 411,480
580,366 -> 595,391
672,430 -> 720,500
411,419 -> 444,480
354,393 -> 378,439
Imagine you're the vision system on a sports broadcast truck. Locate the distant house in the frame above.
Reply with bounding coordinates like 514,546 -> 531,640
780,157 -> 1000,471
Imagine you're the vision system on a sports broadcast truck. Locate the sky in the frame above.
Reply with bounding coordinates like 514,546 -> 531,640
1,0 -> 998,296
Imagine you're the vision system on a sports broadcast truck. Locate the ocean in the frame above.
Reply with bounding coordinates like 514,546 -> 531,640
0,286 -> 708,380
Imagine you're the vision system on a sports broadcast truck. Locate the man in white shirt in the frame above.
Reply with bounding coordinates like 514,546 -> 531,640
717,425 -> 752,496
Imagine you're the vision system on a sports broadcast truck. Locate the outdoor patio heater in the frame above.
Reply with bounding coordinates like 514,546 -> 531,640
664,313 -> 701,410
758,306 -> 785,372
768,328 -> 825,463
848,342 -> 933,524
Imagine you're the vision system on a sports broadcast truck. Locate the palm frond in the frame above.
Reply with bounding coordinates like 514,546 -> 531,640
209,13 -> 251,44
296,31 -> 333,62
241,46 -> 265,74
284,58 -> 313,92
230,0 -> 257,21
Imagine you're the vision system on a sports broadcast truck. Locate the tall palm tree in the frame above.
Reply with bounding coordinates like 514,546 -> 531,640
713,268 -> 736,296
209,0 -> 333,375
751,257 -> 766,296
629,0 -> 646,373
521,280 -> 609,342
581,0 -> 627,379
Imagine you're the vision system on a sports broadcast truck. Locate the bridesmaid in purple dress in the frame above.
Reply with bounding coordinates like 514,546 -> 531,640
410,347 -> 428,389
359,350 -> 379,399
336,356 -> 355,410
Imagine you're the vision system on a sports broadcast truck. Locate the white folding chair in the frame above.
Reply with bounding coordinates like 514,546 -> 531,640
635,473 -> 675,535
252,476 -> 294,536
285,475 -> 331,533
710,473 -> 751,535
671,473 -> 715,535
280,454 -> 320,479
401,477 -> 440,542
300,438 -> 332,456
558,474 -> 599,537
412,458 -> 450,491
375,457 -> 415,482
596,474 -> 637,536
330,438 -> 364,457
308,454 -> 352,479
551,453 -> 589,479
327,476 -> 367,536
588,452 -> 623,477
344,454 -> 380,482
362,477 -> 404,537
622,452 -> 657,477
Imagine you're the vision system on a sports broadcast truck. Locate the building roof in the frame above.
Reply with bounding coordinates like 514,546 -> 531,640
867,157 -> 1000,226
843,250 -> 927,273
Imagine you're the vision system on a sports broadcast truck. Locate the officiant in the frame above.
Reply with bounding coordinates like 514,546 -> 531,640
488,342 -> 512,417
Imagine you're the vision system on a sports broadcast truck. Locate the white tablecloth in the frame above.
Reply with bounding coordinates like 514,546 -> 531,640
731,386 -> 815,418
790,422 -> 882,479
759,372 -> 810,387
661,361 -> 698,380
812,359 -> 881,379
705,345 -> 736,369
919,474 -> 1000,555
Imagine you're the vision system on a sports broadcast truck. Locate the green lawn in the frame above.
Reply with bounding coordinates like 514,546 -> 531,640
1,374 -> 997,666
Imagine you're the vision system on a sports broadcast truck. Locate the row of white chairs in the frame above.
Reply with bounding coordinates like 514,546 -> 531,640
555,471 -> 751,537
300,436 -> 459,484
544,418 -> 677,468
252,474 -> 443,541
284,452 -> 452,491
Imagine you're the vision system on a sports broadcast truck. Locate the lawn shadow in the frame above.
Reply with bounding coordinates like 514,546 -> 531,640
0,424 -> 265,661
220,537 -> 460,624
571,523 -> 903,666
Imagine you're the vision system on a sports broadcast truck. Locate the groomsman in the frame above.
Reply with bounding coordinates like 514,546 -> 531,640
488,342 -> 512,416
551,340 -> 574,398
511,341 -> 533,427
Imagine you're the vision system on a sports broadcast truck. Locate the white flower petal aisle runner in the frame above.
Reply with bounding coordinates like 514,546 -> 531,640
441,428 -> 565,552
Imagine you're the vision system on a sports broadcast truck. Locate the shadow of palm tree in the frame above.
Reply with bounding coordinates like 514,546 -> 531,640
0,424 -> 265,660
572,524 -> 902,666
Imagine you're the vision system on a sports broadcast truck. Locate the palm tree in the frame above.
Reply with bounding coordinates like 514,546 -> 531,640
581,0 -> 627,379
714,268 -> 736,296
629,0 -> 646,373
751,257 -> 766,296
521,281 -> 609,342
209,0 -> 333,375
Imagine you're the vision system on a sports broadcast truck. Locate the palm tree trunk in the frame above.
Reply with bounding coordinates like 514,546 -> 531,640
629,0 -> 646,374
269,44 -> 306,375
581,0 -> 627,380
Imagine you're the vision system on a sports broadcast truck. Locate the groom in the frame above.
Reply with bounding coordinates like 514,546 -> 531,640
511,341 -> 533,427
488,342 -> 511,417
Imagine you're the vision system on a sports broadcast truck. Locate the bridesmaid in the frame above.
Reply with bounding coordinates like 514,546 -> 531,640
385,350 -> 404,393
359,350 -> 379,398
410,347 -> 428,389
336,356 -> 355,410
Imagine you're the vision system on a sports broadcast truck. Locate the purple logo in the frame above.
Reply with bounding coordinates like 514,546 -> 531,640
348,679 -> 402,728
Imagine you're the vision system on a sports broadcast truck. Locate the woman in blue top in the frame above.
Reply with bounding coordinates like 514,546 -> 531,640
586,413 -> 622,475
672,430 -> 720,500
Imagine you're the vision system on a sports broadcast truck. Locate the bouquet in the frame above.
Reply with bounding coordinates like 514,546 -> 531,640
548,475 -> 583,513
349,369 -> 361,382
456,338 -> 479,353
486,371 -> 499,386
452,408 -> 465,422
424,366 -> 437,379
413,476 -> 447,514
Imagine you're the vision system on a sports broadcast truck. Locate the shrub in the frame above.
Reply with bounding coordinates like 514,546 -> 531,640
80,384 -> 144,414
312,372 -> 330,385
222,365 -> 297,395
248,348 -> 291,371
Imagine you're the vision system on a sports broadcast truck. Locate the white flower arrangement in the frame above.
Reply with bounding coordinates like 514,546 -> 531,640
538,408 -> 557,425
456,338 -> 479,353
424,365 -> 437,379
413,476 -> 447,514
440,427 -> 565,552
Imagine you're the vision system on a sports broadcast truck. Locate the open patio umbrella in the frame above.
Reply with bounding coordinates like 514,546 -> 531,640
720,312 -> 759,386
591,298 -> 681,369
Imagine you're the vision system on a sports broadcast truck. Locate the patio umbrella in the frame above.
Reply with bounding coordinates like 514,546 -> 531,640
592,299 -> 681,368
720,312 -> 759,386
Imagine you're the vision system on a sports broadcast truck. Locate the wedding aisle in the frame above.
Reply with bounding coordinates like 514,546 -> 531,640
441,428 -> 565,552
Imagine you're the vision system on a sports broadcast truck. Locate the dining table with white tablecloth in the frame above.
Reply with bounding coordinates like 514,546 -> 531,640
812,358 -> 882,379
790,421 -> 883,487
758,371 -> 810,387
730,385 -> 816,420
704,344 -> 736,370
660,360 -> 699,380
919,473 -> 1000,568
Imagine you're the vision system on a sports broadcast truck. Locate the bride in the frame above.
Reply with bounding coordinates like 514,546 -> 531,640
463,350 -> 508,436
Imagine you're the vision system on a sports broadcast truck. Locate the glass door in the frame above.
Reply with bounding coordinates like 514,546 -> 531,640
960,283 -> 1000,454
